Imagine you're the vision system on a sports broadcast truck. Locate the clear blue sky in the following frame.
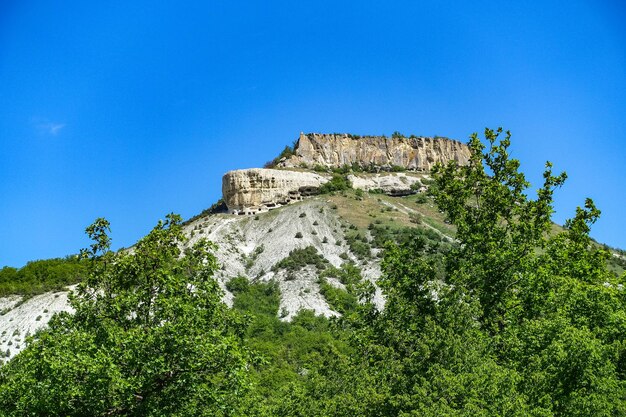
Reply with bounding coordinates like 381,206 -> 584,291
1,1 -> 625,267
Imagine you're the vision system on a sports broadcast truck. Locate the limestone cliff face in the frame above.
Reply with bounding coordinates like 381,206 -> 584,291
281,133 -> 470,171
222,168 -> 329,214
348,173 -> 425,196
222,132 -> 470,214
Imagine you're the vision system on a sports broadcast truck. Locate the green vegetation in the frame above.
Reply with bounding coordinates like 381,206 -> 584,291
264,143 -> 296,168
0,257 -> 85,297
415,193 -> 428,203
184,198 -> 227,224
289,128 -> 625,416
319,173 -> 351,193
272,246 -> 328,272
344,230 -> 371,260
390,164 -> 406,172
318,263 -> 363,314
0,215 -> 254,416
369,221 -> 445,249
243,244 -> 265,270
225,277 -> 351,413
1,128 -> 624,417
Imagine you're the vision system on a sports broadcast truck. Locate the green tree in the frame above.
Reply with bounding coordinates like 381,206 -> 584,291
312,128 -> 626,416
0,214 -> 255,416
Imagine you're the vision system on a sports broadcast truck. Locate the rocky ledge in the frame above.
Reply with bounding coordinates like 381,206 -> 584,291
222,168 -> 329,214
280,133 -> 470,171
222,132 -> 469,214
222,169 -> 430,213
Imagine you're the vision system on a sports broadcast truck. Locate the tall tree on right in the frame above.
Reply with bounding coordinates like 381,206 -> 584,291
430,128 -> 626,416
338,128 -> 626,416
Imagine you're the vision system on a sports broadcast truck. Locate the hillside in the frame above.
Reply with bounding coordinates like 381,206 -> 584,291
0,184 -> 451,360
1,132 -> 625,363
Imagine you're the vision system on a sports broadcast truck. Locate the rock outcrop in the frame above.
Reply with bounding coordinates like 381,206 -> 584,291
222,132 -> 469,214
281,133 -> 470,171
222,168 -> 329,214
348,173 -> 425,196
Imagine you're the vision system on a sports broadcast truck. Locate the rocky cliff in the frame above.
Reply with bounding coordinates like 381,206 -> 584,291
222,169 -> 329,214
222,133 -> 469,214
280,133 -> 471,171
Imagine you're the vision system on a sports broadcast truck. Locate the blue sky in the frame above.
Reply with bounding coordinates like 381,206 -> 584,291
1,1 -> 625,267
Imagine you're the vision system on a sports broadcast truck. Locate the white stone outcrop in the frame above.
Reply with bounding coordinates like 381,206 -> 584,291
348,173 -> 425,196
222,168 -> 329,214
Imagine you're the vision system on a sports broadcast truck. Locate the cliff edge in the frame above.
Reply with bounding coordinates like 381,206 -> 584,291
222,132 -> 470,214
280,132 -> 470,171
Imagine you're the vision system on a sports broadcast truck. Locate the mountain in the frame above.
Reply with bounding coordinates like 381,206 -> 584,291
2,132 -> 624,363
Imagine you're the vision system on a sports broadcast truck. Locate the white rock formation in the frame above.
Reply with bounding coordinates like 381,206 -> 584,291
281,132 -> 471,171
348,173 -> 425,196
222,168 -> 329,214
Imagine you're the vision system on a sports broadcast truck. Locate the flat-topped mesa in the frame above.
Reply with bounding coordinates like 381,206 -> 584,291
222,169 -> 329,215
280,132 -> 471,171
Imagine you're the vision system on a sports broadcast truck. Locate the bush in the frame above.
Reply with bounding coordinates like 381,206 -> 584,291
295,232 -> 303,239
226,276 -> 251,294
415,194 -> 428,204
184,199 -> 227,224
272,246 -> 328,272
264,145 -> 296,168
319,174 -> 351,194
409,212 -> 423,224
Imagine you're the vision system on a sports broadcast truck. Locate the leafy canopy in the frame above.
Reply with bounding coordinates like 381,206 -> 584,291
0,214 -> 255,416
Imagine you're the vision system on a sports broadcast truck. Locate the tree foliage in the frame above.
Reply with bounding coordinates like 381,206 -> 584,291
340,128 -> 626,416
0,214 -> 254,416
0,257 -> 85,297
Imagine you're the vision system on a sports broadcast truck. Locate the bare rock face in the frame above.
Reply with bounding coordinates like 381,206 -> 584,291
281,133 -> 471,171
348,173 -> 425,196
222,168 -> 329,214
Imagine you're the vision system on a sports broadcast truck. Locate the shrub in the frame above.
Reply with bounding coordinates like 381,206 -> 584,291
264,144 -> 296,168
272,246 -> 328,272
415,194 -> 428,204
0,257 -> 86,297
319,174 -> 351,194
409,212 -> 423,224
